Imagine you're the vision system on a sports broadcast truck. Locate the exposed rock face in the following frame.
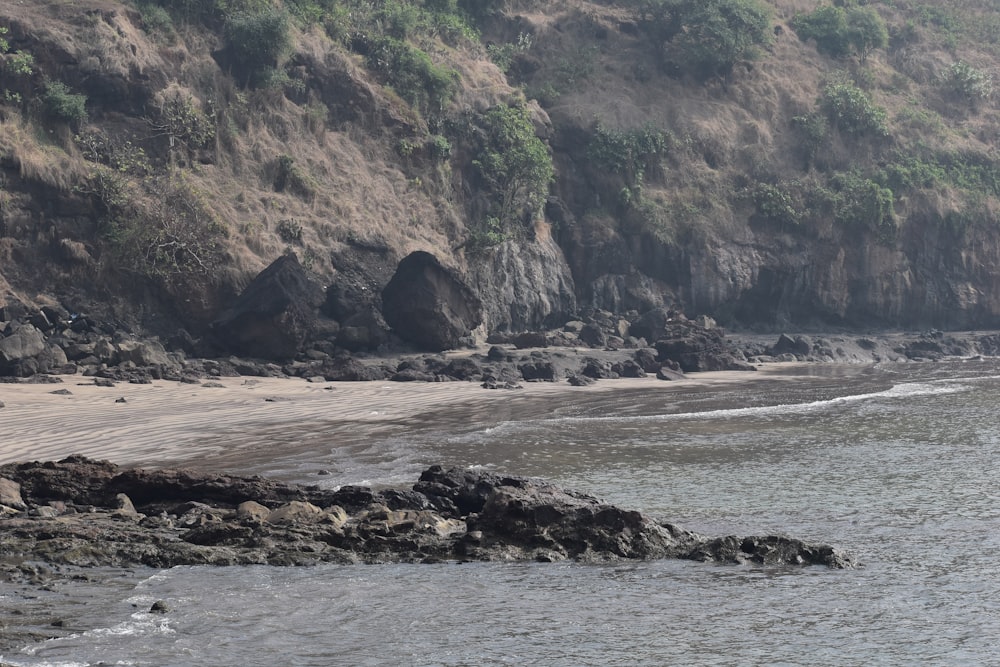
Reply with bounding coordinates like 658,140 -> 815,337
0,458 -> 854,569
212,254 -> 326,360
469,235 -> 577,333
382,251 -> 483,352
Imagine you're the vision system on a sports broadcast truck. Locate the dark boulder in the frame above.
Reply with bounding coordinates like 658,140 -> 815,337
212,254 -> 325,360
654,320 -> 755,373
520,360 -> 556,381
512,332 -> 548,349
381,251 -> 482,352
769,334 -> 812,357
628,307 -> 672,343
334,308 -> 390,352
319,357 -> 387,381
578,322 -> 607,348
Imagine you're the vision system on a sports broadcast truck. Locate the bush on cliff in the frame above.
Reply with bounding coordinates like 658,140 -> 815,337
634,0 -> 773,80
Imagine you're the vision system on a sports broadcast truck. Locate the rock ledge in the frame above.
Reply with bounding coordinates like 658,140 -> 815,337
0,457 -> 854,570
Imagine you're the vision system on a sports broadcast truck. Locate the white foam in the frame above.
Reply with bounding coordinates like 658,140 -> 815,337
558,381 -> 968,424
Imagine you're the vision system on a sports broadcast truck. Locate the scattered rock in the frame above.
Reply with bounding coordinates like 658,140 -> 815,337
149,601 -> 169,614
115,397 -> 127,403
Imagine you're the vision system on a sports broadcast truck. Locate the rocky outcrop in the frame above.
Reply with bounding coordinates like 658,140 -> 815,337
469,234 -> 577,333
0,457 -> 854,569
211,254 -> 326,360
381,251 -> 483,352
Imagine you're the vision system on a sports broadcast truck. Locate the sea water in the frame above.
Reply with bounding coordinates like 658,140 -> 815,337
3,359 -> 1000,666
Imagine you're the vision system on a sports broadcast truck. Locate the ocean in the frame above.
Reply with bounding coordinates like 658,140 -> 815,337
3,358 -> 1000,666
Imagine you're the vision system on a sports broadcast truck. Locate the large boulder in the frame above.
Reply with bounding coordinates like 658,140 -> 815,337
654,319 -> 756,373
212,254 -> 325,360
0,324 -> 46,369
381,251 -> 482,352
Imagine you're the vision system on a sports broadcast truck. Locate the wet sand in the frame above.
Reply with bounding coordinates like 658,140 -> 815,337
0,364 -> 872,475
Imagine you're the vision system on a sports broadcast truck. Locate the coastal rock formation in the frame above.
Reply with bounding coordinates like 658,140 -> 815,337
381,251 -> 483,352
0,457 -> 854,569
211,254 -> 326,360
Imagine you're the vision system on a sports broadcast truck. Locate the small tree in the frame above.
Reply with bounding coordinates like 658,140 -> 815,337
472,103 -> 553,236
846,7 -> 888,63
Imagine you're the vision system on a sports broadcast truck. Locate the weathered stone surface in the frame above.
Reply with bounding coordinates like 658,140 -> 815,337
512,332 -> 548,349
0,477 -> 27,511
212,254 -> 325,360
267,501 -> 325,524
654,319 -> 756,373
116,339 -> 176,368
381,251 -> 482,352
0,324 -> 45,367
0,458 -> 854,570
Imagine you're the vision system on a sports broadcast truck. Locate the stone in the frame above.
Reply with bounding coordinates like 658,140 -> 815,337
236,500 -> 271,523
0,477 -> 27,511
212,254 -> 325,360
267,501 -> 325,524
0,324 -> 45,369
769,334 -> 812,357
512,332 -> 548,349
381,251 -> 483,352
520,361 -> 556,381
335,308 -> 390,352
0,458 -> 854,569
117,339 -> 175,368
578,322 -> 607,348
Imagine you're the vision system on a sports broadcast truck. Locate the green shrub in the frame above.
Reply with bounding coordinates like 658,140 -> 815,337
831,171 -> 895,241
274,154 -> 317,201
792,112 -> 829,166
150,93 -> 216,151
137,3 -> 175,37
224,9 -> 292,83
752,182 -> 799,227
277,218 -> 304,243
634,0 -> 773,79
820,79 -> 888,136
487,32 -> 533,73
472,102 -> 554,237
587,123 -> 669,193
792,5 -> 887,61
428,134 -> 452,161
361,37 -> 457,113
41,80 -> 87,126
943,61 -> 993,105
792,6 -> 851,58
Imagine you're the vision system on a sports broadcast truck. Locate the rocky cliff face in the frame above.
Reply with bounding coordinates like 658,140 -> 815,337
3,0 -> 1000,344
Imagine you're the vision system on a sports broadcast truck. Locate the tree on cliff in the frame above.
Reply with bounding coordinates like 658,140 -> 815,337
471,102 -> 554,243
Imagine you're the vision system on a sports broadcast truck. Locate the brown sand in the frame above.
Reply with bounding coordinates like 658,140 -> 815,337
0,365 -> 850,470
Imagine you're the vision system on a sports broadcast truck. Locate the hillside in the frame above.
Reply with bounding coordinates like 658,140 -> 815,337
2,0 -> 1000,352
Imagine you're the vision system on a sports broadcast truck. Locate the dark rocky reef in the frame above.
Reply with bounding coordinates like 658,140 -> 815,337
0,457 -> 854,570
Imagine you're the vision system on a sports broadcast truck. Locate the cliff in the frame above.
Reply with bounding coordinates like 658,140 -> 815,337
2,0 -> 1000,348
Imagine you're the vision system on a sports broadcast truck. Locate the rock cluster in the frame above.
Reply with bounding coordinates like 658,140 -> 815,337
0,457 -> 853,570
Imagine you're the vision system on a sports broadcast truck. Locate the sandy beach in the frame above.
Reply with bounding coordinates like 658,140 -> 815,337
0,365 -> 841,473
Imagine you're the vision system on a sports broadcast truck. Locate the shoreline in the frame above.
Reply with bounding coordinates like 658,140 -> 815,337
1,362 -> 869,473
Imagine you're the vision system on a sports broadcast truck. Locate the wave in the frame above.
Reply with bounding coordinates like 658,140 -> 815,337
459,381 -> 971,441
